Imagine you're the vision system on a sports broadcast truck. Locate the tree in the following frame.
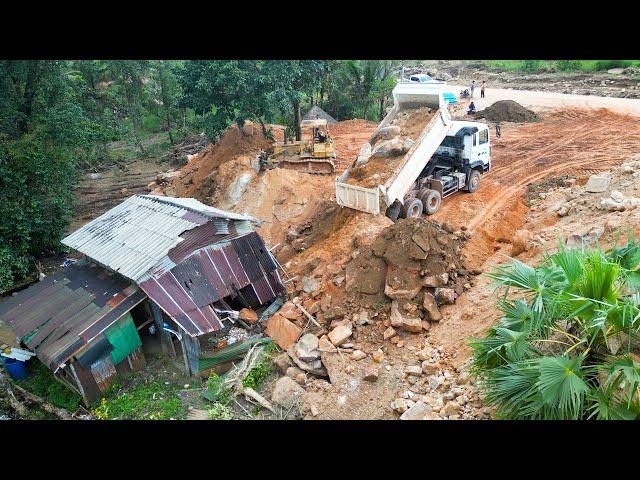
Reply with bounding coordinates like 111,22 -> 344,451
470,240 -> 640,419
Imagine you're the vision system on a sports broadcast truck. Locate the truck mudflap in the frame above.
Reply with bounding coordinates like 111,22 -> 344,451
335,176 -> 381,214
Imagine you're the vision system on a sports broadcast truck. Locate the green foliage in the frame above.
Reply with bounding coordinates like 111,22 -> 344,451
471,239 -> 640,420
242,354 -> 274,390
16,361 -> 81,411
91,381 -> 186,420
482,59 -> 640,73
204,372 -> 232,405
208,402 -> 234,420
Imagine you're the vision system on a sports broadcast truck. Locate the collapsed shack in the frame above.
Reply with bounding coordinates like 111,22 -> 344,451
0,195 -> 285,405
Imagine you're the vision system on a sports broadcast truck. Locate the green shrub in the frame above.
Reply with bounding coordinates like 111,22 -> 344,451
16,362 -> 81,411
470,238 -> 640,420
91,381 -> 185,420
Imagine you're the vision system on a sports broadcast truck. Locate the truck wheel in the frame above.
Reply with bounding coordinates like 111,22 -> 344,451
420,189 -> 442,215
385,200 -> 402,222
467,170 -> 481,193
401,198 -> 423,218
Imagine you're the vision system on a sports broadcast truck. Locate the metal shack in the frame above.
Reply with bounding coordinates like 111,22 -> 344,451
0,195 -> 285,404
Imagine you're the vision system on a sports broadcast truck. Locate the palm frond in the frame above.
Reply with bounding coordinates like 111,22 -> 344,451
536,355 -> 591,420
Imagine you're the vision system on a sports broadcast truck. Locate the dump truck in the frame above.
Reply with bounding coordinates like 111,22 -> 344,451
261,119 -> 336,174
335,82 -> 491,221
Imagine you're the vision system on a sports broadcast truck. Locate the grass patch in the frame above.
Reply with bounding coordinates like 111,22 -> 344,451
91,380 -> 186,420
15,361 -> 81,411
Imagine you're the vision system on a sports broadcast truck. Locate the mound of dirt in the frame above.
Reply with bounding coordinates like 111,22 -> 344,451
172,121 -> 285,199
344,218 -> 471,312
475,100 -> 539,123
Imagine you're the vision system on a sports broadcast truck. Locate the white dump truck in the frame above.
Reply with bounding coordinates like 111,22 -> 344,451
335,82 -> 491,221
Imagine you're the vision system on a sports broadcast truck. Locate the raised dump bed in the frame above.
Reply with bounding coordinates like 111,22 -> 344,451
335,84 -> 452,215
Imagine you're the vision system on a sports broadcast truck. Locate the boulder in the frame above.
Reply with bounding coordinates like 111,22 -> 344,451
422,272 -> 448,288
585,174 -> 611,193
287,345 -> 326,376
265,313 -> 302,350
278,301 -> 303,321
318,335 -> 337,353
356,142 -> 372,166
400,401 -> 432,420
391,398 -> 416,414
352,350 -> 367,361
363,366 -> 379,382
370,137 -> 405,159
238,308 -> 258,325
511,229 -> 532,256
295,334 -> 321,362
328,324 -> 353,347
422,292 -> 442,322
301,276 -> 321,294
273,352 -> 293,374
385,265 -> 422,300
370,125 -> 401,145
271,377 -> 306,408
566,227 -> 603,249
436,288 -> 457,305
399,317 -> 423,333
383,326 -> 397,340
406,365 -> 423,376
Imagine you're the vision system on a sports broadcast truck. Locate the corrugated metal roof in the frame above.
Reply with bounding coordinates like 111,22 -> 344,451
62,195 -> 259,281
0,262 -> 145,370
138,232 -> 285,336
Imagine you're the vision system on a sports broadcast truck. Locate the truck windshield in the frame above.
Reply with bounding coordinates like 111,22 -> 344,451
440,136 -> 456,148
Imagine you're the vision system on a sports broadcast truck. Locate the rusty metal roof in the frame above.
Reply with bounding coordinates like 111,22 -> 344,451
62,195 -> 258,282
0,262 -> 145,370
138,232 -> 285,336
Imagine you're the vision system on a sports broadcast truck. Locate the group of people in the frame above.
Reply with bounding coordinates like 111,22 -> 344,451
465,80 -> 500,138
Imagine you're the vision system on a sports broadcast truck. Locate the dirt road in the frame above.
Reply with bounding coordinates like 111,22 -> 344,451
425,106 -> 640,364
451,84 -> 640,116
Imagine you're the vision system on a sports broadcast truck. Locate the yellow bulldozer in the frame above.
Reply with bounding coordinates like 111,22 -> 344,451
262,119 -> 336,174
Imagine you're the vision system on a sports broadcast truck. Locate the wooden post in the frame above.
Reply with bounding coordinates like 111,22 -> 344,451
150,301 -> 174,358
180,334 -> 201,377
69,363 -> 90,406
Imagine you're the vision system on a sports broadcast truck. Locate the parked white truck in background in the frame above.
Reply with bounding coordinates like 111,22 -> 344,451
335,82 -> 491,221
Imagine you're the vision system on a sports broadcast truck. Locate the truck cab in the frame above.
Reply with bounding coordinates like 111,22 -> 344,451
435,121 -> 491,173
400,121 -> 491,218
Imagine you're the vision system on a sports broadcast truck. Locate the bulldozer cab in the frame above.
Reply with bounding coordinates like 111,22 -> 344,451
301,119 -> 329,143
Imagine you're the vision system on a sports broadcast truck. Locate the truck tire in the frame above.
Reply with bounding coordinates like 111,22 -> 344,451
401,198 -> 423,218
466,170 -> 481,193
420,189 -> 442,215
385,200 -> 402,222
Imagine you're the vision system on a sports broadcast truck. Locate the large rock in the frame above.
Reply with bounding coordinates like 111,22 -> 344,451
422,292 -> 442,322
399,317 -> 423,333
400,401 -> 432,420
585,174 -> 611,193
271,376 -> 306,408
356,142 -> 372,166
287,345 -> 326,376
301,276 -> 321,294
370,125 -> 401,145
226,172 -> 253,205
265,313 -> 302,350
328,324 -> 352,347
385,265 -> 422,300
238,308 -> 258,325
295,333 -> 321,362
363,366 -> 379,382
278,301 -> 303,321
422,272 -> 448,288
566,227 -> 603,249
370,137 -> 405,159
436,288 -> 457,305
511,229 -> 532,257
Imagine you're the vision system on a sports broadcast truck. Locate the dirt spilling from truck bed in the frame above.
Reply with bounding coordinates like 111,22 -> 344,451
475,100 -> 539,123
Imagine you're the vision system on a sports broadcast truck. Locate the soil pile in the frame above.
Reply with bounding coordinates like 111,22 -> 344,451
345,218 -> 471,313
345,108 -> 434,188
171,121 -> 285,199
475,100 -> 539,123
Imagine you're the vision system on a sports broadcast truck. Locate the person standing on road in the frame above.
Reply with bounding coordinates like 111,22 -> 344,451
481,81 -> 486,98
470,80 -> 476,98
495,122 -> 501,138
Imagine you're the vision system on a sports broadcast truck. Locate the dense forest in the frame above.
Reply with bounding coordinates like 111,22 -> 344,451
0,60 -> 402,292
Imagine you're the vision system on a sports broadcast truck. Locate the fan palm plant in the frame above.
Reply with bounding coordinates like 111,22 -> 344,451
470,236 -> 640,419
